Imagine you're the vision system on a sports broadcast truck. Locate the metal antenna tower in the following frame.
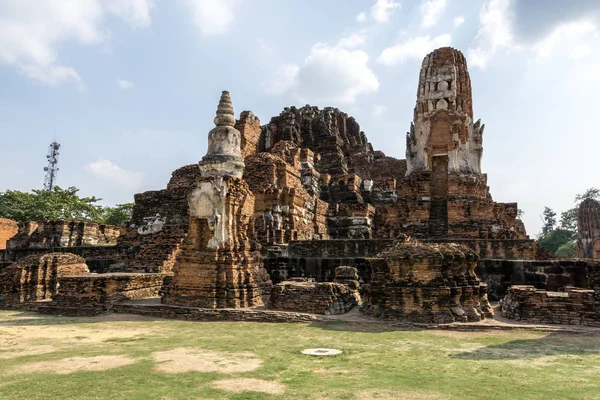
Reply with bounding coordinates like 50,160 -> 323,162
43,141 -> 61,191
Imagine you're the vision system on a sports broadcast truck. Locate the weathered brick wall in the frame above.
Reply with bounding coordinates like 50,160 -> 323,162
270,278 -> 358,315
476,259 -> 598,300
502,285 -> 599,326
7,221 -> 120,249
44,273 -> 165,315
0,253 -> 89,307
117,165 -> 200,273
0,219 -> 18,250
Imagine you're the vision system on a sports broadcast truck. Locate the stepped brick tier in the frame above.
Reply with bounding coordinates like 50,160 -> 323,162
361,238 -> 493,323
502,285 -> 600,326
578,198 -> 600,259
0,253 -> 89,307
4,47 -> 600,322
0,218 -> 18,250
40,273 -> 165,316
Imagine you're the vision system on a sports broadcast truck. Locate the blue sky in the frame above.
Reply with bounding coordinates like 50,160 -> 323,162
1,0 -> 599,236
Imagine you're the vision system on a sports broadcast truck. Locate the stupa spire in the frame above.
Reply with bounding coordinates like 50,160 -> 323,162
198,90 -> 245,178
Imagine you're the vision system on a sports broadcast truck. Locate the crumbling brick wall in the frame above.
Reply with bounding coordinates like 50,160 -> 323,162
0,252 -> 89,307
476,259 -> 598,301
270,277 -> 358,315
502,285 -> 600,326
0,219 -> 18,250
7,221 -> 120,249
45,273 -> 165,315
116,164 -> 201,273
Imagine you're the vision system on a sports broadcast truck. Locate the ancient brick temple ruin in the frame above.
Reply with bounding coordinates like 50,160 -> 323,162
578,198 -> 600,259
1,47 -> 600,325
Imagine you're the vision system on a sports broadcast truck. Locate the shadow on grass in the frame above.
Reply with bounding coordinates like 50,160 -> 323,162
309,319 -> 418,333
452,332 -> 600,360
0,310 -> 158,327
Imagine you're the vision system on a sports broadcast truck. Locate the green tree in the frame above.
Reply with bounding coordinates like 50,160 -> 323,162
0,187 -> 132,225
538,228 -> 577,254
100,203 -> 134,226
575,188 -> 600,203
537,188 -> 600,257
555,241 -> 578,258
541,207 -> 556,235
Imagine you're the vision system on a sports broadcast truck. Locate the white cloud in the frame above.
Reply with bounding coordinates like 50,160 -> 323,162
84,159 -> 143,189
453,16 -> 465,27
106,0 -> 154,29
117,79 -> 134,89
0,0 -> 103,86
370,0 -> 401,24
263,64 -> 299,96
337,31 -> 367,49
373,105 -> 387,116
569,44 -> 592,60
356,12 -> 367,23
468,0 -> 514,68
534,20 -> 597,60
421,0 -> 447,28
378,34 -> 452,65
265,43 -> 379,105
186,0 -> 237,36
0,0 -> 152,87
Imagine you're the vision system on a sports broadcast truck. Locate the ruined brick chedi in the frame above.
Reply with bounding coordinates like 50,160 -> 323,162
162,91 -> 269,308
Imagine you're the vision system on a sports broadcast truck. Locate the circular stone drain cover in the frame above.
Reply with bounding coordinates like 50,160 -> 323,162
301,348 -> 342,356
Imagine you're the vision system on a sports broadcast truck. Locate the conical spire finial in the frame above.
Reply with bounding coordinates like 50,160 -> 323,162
214,90 -> 235,127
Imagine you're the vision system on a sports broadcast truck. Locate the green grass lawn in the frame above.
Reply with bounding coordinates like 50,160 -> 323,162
1,310 -> 600,400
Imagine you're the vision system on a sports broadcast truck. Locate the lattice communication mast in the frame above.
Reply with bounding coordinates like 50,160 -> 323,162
43,141 -> 61,191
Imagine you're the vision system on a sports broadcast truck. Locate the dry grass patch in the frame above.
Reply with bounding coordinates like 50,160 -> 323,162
13,355 -> 136,374
211,378 -> 285,395
153,347 -> 263,374
359,389 -> 448,399
0,345 -> 56,359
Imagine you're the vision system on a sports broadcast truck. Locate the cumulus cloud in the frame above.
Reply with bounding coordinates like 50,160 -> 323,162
372,105 -> 387,116
356,12 -> 367,23
421,0 -> 448,28
453,16 -> 465,27
468,0 -> 515,68
84,159 -> 143,189
106,0 -> 154,29
265,43 -> 379,105
117,79 -> 134,89
534,20 -> 597,60
263,64 -> 299,96
337,31 -> 367,49
186,0 -> 237,36
370,0 -> 401,24
378,34 -> 452,65
0,0 -> 152,87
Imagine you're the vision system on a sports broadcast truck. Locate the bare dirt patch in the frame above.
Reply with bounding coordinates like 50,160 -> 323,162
0,345 -> 56,359
0,324 -> 155,347
359,389 -> 448,400
13,355 -> 136,374
153,348 -> 263,374
211,378 -> 285,395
